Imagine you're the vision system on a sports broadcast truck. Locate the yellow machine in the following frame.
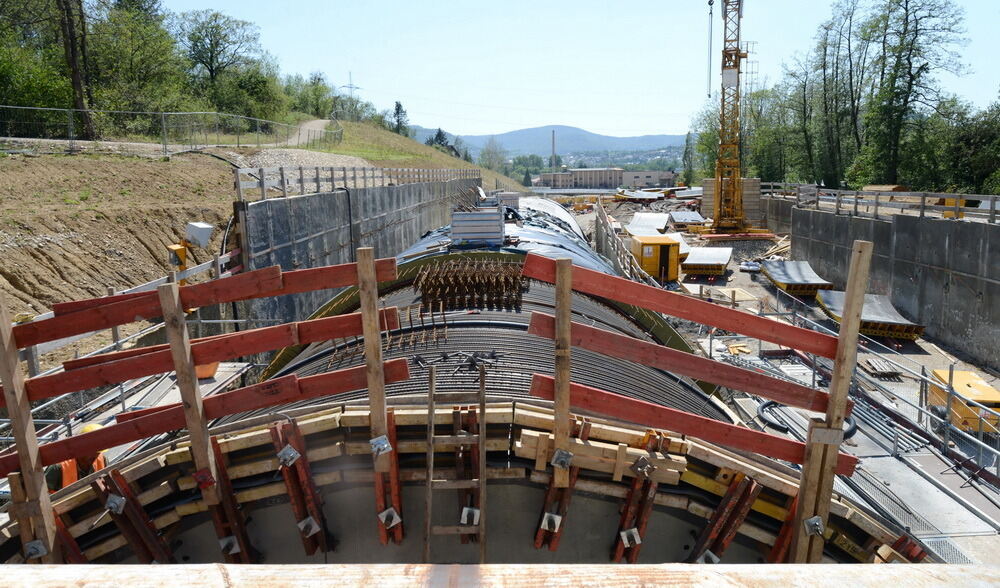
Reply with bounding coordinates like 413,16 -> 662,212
928,369 -> 1000,433
626,235 -> 680,282
942,197 -> 966,219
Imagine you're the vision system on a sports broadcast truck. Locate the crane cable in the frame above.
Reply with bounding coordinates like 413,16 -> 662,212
707,0 -> 715,98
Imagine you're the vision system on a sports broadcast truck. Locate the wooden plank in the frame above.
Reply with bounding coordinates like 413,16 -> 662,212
553,259 -> 572,488
715,479 -> 763,556
688,474 -> 748,562
529,374 -> 857,475
256,258 -> 397,299
0,360 -> 410,475
0,294 -> 59,562
13,266 -> 283,348
19,308 -> 399,406
793,240 -> 872,564
25,324 -> 297,402
521,253 -> 839,358
158,282 -> 219,507
519,429 -> 686,471
528,312 -> 848,415
356,247 -> 389,472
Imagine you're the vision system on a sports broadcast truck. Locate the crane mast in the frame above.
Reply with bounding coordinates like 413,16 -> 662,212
712,0 -> 748,232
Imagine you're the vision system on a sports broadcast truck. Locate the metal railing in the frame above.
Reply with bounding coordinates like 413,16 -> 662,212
234,165 -> 482,201
0,105 -> 343,156
593,199 -> 659,287
761,183 -> 998,224
761,283 -> 1000,476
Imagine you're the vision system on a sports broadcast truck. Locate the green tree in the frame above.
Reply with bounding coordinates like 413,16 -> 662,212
681,132 -> 695,185
174,10 -> 260,85
849,0 -> 966,185
478,136 -> 507,171
522,170 -> 532,186
391,100 -> 408,135
89,8 -> 187,112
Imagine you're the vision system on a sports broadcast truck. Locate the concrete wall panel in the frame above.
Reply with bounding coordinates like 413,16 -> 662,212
776,199 -> 998,368
244,179 -> 479,323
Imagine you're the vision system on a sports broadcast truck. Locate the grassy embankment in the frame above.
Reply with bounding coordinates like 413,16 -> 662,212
327,121 -> 525,191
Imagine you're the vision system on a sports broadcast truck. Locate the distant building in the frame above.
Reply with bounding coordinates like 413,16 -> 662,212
622,170 -> 676,189
538,167 -> 676,189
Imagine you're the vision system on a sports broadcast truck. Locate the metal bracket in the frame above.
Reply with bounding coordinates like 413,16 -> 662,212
192,468 -> 216,490
370,435 -> 393,460
460,506 -> 480,526
630,455 -> 658,479
696,549 -> 721,564
812,426 -> 845,445
219,535 -> 241,555
104,493 -> 126,515
550,448 -> 574,470
378,507 -> 402,529
23,539 -> 48,560
297,516 -> 321,538
620,527 -> 642,548
803,515 -> 825,537
277,443 -> 301,468
540,512 -> 562,532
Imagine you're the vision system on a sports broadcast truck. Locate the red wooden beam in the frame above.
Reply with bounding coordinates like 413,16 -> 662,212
9,308 -> 399,407
51,259 -> 396,317
768,496 -> 799,563
115,405 -> 173,424
529,374 -> 857,475
714,479 -> 763,557
688,474 -> 749,562
270,424 -> 319,556
528,312 -> 851,415
0,359 -> 411,475
521,253 -> 838,359
62,307 -> 398,372
22,324 -> 298,402
14,266 -> 284,348
257,258 -> 397,299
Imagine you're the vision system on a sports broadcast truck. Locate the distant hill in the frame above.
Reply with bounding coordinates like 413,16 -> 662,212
411,124 -> 685,157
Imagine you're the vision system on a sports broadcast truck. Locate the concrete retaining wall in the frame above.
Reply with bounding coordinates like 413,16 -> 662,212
243,179 -> 479,323
774,200 -> 999,368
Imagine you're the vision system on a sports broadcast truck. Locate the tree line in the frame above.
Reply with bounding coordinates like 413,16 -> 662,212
687,0 -> 999,195
0,0 -> 412,137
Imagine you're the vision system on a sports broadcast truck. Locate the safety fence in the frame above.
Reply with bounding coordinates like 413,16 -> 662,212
234,165 -> 482,201
592,199 -> 658,286
0,105 -> 343,156
763,282 -> 1000,479
761,183 -> 998,224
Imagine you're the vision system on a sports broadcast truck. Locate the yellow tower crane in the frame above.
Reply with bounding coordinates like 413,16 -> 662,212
711,0 -> 749,233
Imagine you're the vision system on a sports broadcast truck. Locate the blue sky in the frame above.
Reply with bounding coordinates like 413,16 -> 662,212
162,0 -> 998,136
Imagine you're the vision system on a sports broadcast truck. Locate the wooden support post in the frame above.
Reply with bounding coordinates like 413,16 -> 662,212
157,282 -> 219,506
269,423 -> 319,555
792,240 -> 872,563
688,473 -> 749,563
89,470 -> 174,564
553,258 -> 572,488
768,495 -> 799,563
210,437 -> 257,563
477,366 -> 487,563
0,294 -> 59,563
386,409 -> 404,544
357,247 -> 389,472
422,367 -> 436,563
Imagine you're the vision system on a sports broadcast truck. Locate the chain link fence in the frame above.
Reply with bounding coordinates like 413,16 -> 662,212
0,105 -> 343,157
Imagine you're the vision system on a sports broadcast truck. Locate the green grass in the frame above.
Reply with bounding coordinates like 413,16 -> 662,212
324,121 -> 525,190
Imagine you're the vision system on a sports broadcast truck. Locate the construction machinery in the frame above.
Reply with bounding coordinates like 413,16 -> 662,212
711,0 -> 748,232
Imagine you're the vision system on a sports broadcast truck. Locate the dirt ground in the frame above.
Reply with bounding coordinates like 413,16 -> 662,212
0,151 -> 239,315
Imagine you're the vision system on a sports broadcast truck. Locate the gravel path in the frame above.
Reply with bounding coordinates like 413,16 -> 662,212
232,147 -> 371,170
